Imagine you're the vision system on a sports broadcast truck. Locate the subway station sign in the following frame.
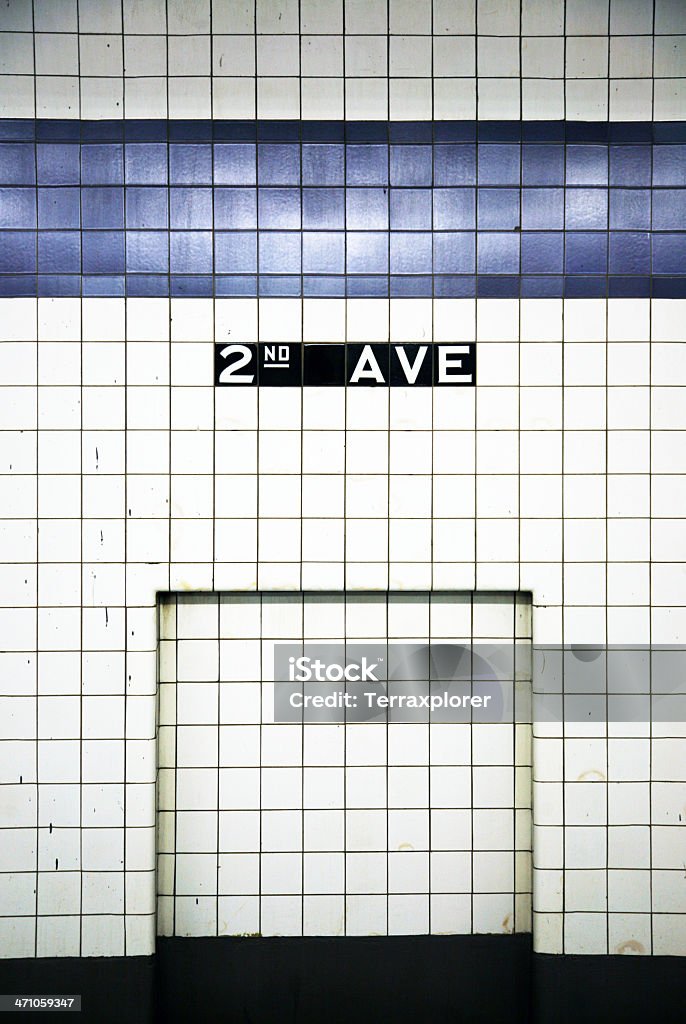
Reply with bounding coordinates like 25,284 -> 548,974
214,343 -> 476,387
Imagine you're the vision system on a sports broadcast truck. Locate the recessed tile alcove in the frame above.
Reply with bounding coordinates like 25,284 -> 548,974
157,591 -> 532,938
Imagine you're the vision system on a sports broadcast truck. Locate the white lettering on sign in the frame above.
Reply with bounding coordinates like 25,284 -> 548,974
438,345 -> 471,384
349,345 -> 385,384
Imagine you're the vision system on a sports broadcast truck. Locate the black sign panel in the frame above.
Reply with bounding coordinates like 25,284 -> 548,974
215,343 -> 475,387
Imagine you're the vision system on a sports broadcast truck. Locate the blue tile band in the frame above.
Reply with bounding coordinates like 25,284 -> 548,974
0,119 -> 684,298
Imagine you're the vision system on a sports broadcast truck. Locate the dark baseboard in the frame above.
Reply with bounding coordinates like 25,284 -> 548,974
0,952 -> 155,1023
156,934 -> 531,1024
532,950 -> 686,1024
0,934 -> 684,1024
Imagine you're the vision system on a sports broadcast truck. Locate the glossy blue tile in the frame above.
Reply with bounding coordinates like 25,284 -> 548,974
170,231 -> 213,273
258,121 -> 299,142
390,189 -> 432,229
609,145 -> 651,186
521,232 -> 563,274
521,188 -> 564,230
302,232 -> 345,274
126,274 -> 169,296
258,188 -> 301,229
609,123 -> 652,144
566,145 -> 608,185
346,233 -> 389,274
565,276 -> 606,297
391,275 -> 432,297
303,275 -> 346,296
653,190 -> 686,230
523,123 -> 564,143
480,122 -> 521,143
521,144 -> 564,185
0,188 -> 35,228
81,144 -> 124,185
433,189 -> 475,230
302,144 -> 344,185
346,275 -> 388,296
126,121 -> 167,143
567,123 -> 608,145
37,144 -> 80,185
38,187 -> 80,229
125,187 -> 168,229
302,188 -> 344,229
390,145 -> 432,186
303,122 -> 344,142
346,122 -> 387,143
434,144 -> 476,185
0,143 -> 35,185
653,123 -> 686,144
653,276 -> 686,297
390,122 -> 432,143
477,233 -> 520,274
0,274 -> 36,295
565,233 -> 607,274
257,144 -> 300,185
214,231 -> 257,273
346,145 -> 388,186
215,275 -> 257,295
1,119 -> 686,299
39,274 -> 80,296
653,234 -> 686,275
521,275 -> 563,297
170,121 -> 212,143
82,121 -> 123,143
38,231 -> 80,273
170,187 -> 213,229
346,189 -> 388,230
478,275 -> 519,297
653,146 -> 686,186
0,122 -> 34,141
36,120 -> 79,142
81,187 -> 124,229
172,275 -> 213,297
609,232 -> 650,274
609,189 -> 651,230
565,188 -> 608,230
390,232 -> 432,274
170,144 -> 212,185
214,143 -> 256,185
215,121 -> 256,143
214,188 -> 256,229
258,231 -> 301,273
609,275 -> 650,297
433,233 -> 475,274
82,231 -> 125,274
84,275 -> 125,295
477,144 -> 520,186
126,231 -> 169,273
434,123 -> 476,143
434,274 -> 475,297
478,189 -> 520,230
124,143 -> 168,184
259,274 -> 301,296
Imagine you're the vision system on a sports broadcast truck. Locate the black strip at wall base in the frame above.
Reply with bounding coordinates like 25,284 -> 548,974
533,950 -> 686,1024
156,934 -> 531,1024
0,951 -> 155,1022
1,936 -> 685,1024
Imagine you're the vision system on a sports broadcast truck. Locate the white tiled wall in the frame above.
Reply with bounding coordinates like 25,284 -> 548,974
0,0 -> 685,960
2,294 -> 686,957
1,0 -> 685,121
157,591 -> 532,938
